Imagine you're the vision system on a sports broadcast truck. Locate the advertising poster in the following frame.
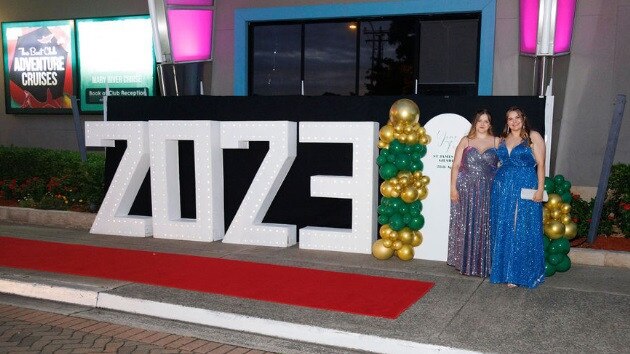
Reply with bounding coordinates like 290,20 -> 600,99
76,16 -> 155,113
2,20 -> 76,114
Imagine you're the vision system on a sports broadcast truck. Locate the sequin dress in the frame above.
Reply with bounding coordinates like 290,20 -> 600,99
490,140 -> 545,288
447,144 -> 498,277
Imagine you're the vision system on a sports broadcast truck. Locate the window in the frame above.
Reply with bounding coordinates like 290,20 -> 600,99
249,14 -> 480,96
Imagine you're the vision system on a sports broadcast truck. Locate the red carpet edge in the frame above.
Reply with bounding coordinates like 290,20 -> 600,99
0,236 -> 433,319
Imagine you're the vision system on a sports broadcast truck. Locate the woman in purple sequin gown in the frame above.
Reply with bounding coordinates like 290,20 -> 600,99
490,107 -> 546,288
448,109 -> 500,277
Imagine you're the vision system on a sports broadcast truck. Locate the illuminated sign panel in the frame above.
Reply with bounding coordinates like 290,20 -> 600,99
2,20 -> 76,114
76,16 -> 155,112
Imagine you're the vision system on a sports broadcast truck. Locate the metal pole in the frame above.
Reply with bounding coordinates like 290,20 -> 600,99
587,94 -> 626,244
70,96 -> 87,162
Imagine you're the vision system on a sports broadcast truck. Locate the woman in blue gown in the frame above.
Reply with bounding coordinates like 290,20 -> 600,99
490,107 -> 546,288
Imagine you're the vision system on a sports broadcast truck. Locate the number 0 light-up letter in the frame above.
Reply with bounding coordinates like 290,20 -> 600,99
148,121 -> 224,242
298,122 -> 379,254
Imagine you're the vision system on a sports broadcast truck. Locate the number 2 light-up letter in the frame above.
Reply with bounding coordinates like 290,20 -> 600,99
220,121 -> 297,247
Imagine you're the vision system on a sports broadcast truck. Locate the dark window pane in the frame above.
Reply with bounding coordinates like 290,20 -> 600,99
419,19 -> 479,84
359,19 -> 416,95
251,25 -> 302,95
304,22 -> 357,96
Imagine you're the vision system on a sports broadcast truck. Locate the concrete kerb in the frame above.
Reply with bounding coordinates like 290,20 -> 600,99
0,205 -> 628,268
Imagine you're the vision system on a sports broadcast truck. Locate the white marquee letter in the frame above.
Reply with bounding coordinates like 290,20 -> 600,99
149,121 -> 224,242
220,121 -> 297,247
85,122 -> 152,237
298,122 -> 378,254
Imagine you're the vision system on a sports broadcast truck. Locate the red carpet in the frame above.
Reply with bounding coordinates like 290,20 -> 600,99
0,236 -> 433,319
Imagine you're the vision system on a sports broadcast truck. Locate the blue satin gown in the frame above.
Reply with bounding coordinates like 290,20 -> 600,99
490,140 -> 545,288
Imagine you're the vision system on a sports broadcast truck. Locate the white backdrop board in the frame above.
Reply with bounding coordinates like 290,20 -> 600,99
415,114 -> 471,261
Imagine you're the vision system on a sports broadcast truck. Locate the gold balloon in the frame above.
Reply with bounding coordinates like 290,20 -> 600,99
550,209 -> 562,220
396,245 -> 415,261
379,224 -> 392,239
564,222 -> 577,239
383,239 -> 393,248
418,135 -> 429,145
544,220 -> 566,239
398,171 -> 412,179
378,141 -> 387,149
394,125 -> 403,133
372,239 -> 394,260
389,231 -> 399,241
411,231 -> 423,247
401,187 -> 419,203
420,175 -> 431,185
542,207 -> 550,221
416,186 -> 429,200
425,135 -> 432,144
407,132 -> 419,144
379,125 -> 395,143
398,227 -> 413,244
380,181 -> 394,197
546,194 -> 562,209
560,203 -> 571,214
417,126 -> 426,136
389,99 -> 420,126
392,240 -> 403,250
560,214 -> 572,224
404,125 -> 413,133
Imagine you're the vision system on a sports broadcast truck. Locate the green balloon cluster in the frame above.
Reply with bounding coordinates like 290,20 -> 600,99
376,140 -> 427,180
545,174 -> 572,203
377,197 -> 425,231
543,236 -> 572,276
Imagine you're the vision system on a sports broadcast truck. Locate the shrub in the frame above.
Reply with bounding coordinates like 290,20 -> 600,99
0,146 -> 105,212
571,163 -> 630,238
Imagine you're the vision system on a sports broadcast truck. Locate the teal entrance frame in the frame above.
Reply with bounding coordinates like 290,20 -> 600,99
234,0 -> 496,96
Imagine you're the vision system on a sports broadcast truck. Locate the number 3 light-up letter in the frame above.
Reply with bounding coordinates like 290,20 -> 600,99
298,122 -> 379,254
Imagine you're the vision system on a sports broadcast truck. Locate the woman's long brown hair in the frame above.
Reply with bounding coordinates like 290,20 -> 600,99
502,106 -> 532,144
466,109 -> 494,139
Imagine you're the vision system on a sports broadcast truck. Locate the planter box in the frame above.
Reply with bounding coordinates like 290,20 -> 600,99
0,206 -> 95,230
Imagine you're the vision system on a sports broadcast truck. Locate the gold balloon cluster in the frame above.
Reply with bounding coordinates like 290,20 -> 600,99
378,98 -> 432,148
372,225 -> 423,261
380,171 -> 430,203
543,193 -> 578,240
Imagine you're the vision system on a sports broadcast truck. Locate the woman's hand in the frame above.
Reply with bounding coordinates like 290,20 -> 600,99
533,189 -> 544,202
451,187 -> 460,203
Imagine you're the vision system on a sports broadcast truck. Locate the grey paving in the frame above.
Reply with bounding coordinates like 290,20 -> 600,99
0,222 -> 629,353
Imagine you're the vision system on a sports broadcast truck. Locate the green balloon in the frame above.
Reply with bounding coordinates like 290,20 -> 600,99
390,140 -> 403,153
410,160 -> 424,172
408,215 -> 425,230
412,200 -> 423,213
544,177 -> 555,193
395,155 -> 410,170
416,144 -> 427,158
402,213 -> 411,224
376,155 -> 387,165
378,215 -> 389,225
556,255 -> 571,272
549,238 -> 570,255
379,163 -> 398,180
561,180 -> 572,191
543,236 -> 551,251
390,198 -> 403,211
377,205 -> 387,214
545,262 -> 557,276
561,192 -> 572,203
547,253 -> 564,266
553,174 -> 565,184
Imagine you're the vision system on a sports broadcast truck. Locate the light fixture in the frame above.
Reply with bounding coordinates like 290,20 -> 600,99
148,0 -> 214,63
520,0 -> 576,56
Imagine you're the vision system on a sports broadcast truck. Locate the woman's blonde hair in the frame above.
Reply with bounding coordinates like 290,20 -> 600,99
466,109 -> 494,139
